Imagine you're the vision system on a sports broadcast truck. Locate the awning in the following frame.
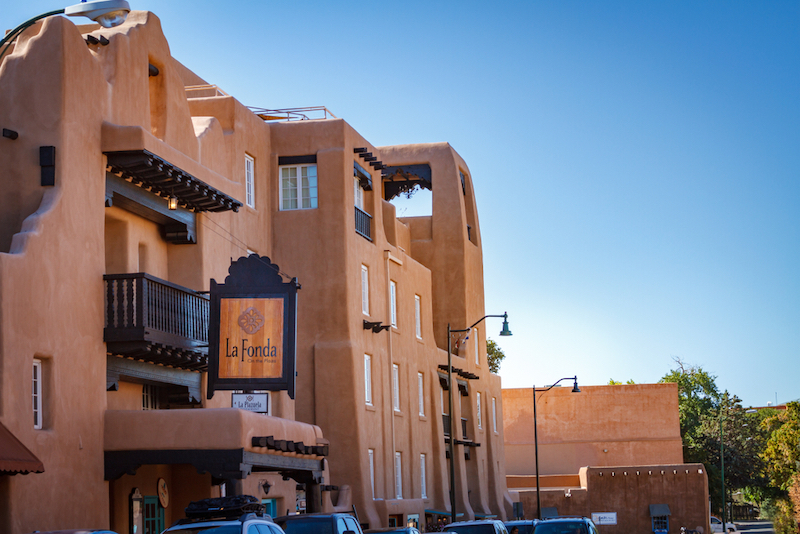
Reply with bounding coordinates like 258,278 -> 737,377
649,504 -> 671,517
425,510 -> 464,517
0,422 -> 44,475
475,513 -> 498,519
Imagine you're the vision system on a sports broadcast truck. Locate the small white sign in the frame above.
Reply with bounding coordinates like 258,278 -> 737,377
591,513 -> 617,526
232,393 -> 269,413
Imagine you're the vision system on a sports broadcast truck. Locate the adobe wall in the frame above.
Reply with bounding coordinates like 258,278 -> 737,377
503,384 -> 683,476
516,465 -> 709,534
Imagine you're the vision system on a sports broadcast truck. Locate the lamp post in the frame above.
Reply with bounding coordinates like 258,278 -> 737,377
533,376 -> 580,520
0,1 -> 131,62
447,312 -> 511,524
720,416 -> 726,530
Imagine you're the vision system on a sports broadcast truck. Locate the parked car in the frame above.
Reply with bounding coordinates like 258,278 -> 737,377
275,512 -> 363,534
532,517 -> 599,534
163,495 -> 284,534
364,527 -> 420,534
27,531 -> 119,534
443,519 -> 509,534
503,520 -> 540,534
710,517 -> 738,533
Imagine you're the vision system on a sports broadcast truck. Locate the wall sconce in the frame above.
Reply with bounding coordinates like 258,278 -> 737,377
261,479 -> 272,495
168,196 -> 178,210
363,320 -> 390,333
565,489 -> 571,498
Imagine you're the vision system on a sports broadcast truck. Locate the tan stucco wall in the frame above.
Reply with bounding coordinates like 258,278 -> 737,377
503,383 -> 683,476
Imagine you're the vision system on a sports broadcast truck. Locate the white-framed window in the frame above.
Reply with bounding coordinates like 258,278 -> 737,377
477,391 -> 482,429
365,354 -> 373,406
418,372 -> 425,416
245,153 -> 255,208
32,359 -> 42,429
392,364 -> 400,411
280,164 -> 317,210
395,452 -> 403,499
492,397 -> 497,433
354,177 -> 364,209
361,265 -> 369,315
390,280 -> 397,327
414,295 -> 422,338
368,449 -> 375,498
420,453 -> 427,499
474,327 -> 480,365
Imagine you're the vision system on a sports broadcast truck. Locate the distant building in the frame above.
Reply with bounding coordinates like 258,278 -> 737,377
0,10 -> 510,534
503,384 -> 709,534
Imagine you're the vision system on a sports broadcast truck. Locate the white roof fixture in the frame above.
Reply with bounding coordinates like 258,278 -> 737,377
65,0 -> 131,28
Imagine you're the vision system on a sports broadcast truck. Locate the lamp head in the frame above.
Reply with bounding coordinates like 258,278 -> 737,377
168,196 -> 178,210
65,0 -> 131,28
571,377 -> 580,393
499,312 -> 512,336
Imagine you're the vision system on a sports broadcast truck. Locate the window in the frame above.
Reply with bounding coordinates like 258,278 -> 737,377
280,164 -> 317,210
390,280 -> 397,327
477,391 -> 482,429
361,265 -> 369,315
392,364 -> 400,411
32,359 -> 42,429
474,327 -> 479,365
245,154 -> 255,208
414,295 -> 421,338
652,516 -> 669,533
492,397 -> 497,433
418,373 -> 425,416
368,449 -> 375,498
394,452 -> 403,499
420,454 -> 427,499
143,384 -> 160,410
354,177 -> 364,209
365,355 -> 372,406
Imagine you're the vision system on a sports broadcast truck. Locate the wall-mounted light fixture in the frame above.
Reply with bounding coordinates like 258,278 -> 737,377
168,196 -> 178,210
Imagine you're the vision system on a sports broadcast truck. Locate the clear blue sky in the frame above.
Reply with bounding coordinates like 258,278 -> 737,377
8,1 -> 798,407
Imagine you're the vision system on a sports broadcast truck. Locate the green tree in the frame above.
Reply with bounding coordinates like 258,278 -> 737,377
763,402 -> 800,491
486,338 -> 505,374
608,379 -> 623,385
660,357 -> 721,456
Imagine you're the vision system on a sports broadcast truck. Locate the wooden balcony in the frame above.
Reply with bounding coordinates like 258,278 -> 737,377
104,273 -> 209,370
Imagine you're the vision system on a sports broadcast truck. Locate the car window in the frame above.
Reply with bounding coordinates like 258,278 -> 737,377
247,526 -> 261,534
337,517 -> 350,534
270,526 -> 286,534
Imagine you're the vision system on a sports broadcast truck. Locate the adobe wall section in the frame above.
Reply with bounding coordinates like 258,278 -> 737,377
503,384 -> 683,476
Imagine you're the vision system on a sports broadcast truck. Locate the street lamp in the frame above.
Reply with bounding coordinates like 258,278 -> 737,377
0,1 -> 131,62
446,312 -> 511,524
533,376 -> 580,520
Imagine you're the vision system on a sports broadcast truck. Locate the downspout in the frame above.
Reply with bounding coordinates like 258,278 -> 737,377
385,250 -> 396,501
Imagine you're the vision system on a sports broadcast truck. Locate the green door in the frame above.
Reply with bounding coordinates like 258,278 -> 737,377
144,496 -> 164,534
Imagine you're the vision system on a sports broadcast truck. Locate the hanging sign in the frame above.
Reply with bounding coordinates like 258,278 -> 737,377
208,255 -> 299,399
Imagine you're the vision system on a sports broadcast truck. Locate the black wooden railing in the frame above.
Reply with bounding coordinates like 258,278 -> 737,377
104,273 -> 209,370
355,206 -> 372,240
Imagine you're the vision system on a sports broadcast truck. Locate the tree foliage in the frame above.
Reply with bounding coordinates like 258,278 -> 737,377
763,402 -> 800,491
486,338 -> 505,374
660,357 -> 721,452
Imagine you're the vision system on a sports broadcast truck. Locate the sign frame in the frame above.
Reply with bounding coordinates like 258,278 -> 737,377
591,512 -> 617,526
208,255 -> 299,399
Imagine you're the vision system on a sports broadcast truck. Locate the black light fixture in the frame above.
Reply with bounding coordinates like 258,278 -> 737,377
261,479 -> 272,495
533,376 -> 580,519
168,196 -> 178,210
446,312 -> 511,523
363,320 -> 390,333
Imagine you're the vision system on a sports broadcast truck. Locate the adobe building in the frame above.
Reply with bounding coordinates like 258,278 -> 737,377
503,384 -> 709,534
0,8 -> 512,534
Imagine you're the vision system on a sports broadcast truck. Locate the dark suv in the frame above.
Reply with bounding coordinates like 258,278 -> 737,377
164,495 -> 284,534
275,513 -> 363,534
443,519 -> 509,534
532,517 -> 598,534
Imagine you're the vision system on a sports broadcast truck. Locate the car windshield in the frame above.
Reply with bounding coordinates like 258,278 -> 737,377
170,527 -> 242,534
506,524 -> 535,534
444,526 -> 496,534
533,522 -> 588,534
280,520 -> 334,534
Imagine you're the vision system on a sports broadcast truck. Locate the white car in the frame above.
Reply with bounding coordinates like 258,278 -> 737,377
710,517 -> 738,533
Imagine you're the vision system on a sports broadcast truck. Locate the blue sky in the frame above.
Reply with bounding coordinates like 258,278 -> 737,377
7,1 -> 798,407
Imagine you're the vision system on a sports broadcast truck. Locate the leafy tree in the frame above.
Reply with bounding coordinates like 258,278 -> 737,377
608,379 -> 623,385
660,357 -> 721,458
763,402 -> 800,491
486,338 -> 505,373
